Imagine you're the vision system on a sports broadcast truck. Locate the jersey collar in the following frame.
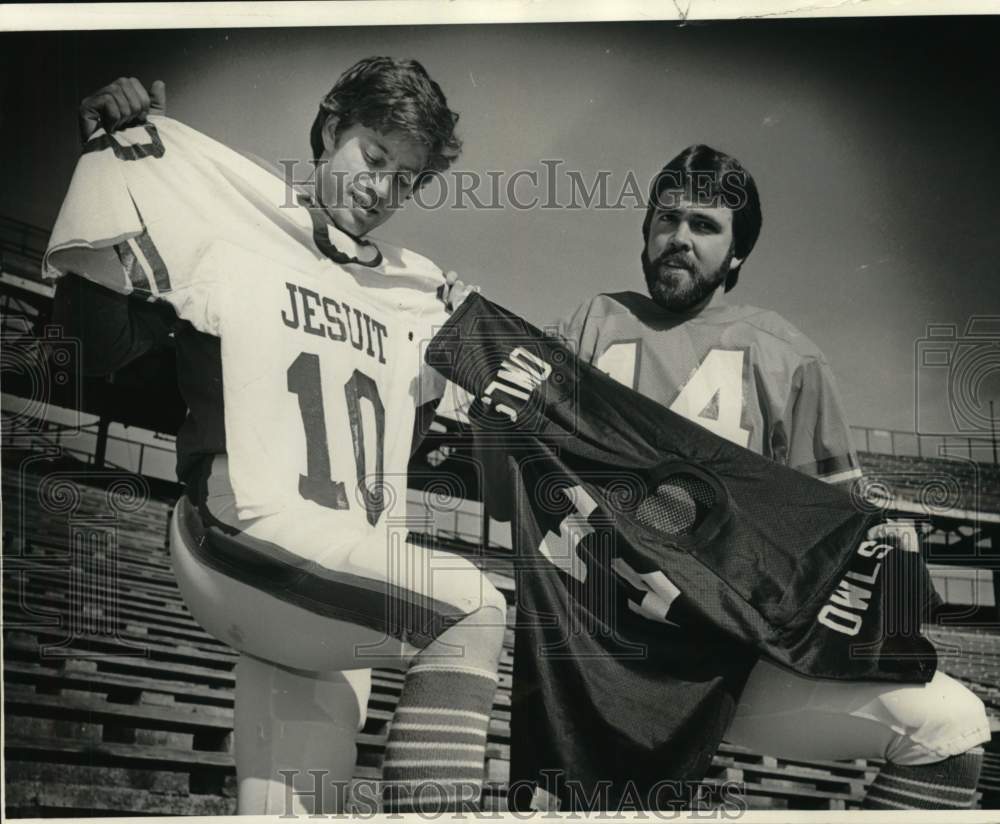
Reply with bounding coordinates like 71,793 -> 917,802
296,191 -> 383,269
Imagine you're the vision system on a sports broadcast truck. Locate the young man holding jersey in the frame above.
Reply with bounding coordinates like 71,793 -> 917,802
551,144 -> 989,810
54,60 -> 504,816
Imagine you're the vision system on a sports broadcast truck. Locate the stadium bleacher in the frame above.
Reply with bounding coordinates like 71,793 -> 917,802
858,449 -> 1000,522
5,447 -> 1000,815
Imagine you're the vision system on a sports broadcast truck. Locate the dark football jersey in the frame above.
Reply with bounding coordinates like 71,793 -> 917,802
426,294 -> 937,810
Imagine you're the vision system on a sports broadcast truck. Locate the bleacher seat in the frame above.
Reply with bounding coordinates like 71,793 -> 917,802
4,452 -> 998,815
858,451 -> 1000,515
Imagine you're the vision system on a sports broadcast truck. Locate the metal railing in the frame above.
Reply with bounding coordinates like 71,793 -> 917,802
4,412 -> 177,482
0,215 -> 49,270
852,425 -> 999,465
10,413 -> 1000,485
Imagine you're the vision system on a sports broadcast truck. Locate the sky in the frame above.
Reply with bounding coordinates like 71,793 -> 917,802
2,16 -> 999,443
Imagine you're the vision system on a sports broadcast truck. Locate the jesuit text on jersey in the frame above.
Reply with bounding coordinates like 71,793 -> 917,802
281,282 -> 389,365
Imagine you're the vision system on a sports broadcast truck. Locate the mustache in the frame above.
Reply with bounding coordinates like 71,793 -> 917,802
654,250 -> 695,271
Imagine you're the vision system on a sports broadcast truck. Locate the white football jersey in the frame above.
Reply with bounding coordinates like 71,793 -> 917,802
43,116 -> 451,522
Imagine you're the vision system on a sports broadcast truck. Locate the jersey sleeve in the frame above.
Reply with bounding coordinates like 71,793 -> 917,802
784,357 -> 862,486
43,118 -> 256,337
45,123 -> 174,298
552,298 -> 596,359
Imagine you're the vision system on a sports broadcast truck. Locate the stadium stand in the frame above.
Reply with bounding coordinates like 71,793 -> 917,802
5,444 -> 1000,815
4,213 -> 1000,814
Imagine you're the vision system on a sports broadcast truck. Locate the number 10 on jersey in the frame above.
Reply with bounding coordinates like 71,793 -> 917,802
287,352 -> 387,525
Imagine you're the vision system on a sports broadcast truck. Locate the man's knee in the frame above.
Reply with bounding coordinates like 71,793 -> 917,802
424,579 -> 508,668
463,577 -> 508,640
440,561 -> 508,616
479,577 -> 509,620
309,669 -> 371,732
271,666 -> 369,731
884,672 -> 990,765
435,565 -> 508,630
453,577 -> 507,630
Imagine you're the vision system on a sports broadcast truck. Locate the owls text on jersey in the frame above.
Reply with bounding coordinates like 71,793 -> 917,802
556,291 -> 862,485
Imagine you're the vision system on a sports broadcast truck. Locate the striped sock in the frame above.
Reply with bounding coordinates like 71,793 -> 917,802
381,664 -> 498,812
862,749 -> 983,809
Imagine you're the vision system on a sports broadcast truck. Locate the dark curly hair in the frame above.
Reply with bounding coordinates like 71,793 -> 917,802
309,56 -> 461,189
642,144 -> 762,292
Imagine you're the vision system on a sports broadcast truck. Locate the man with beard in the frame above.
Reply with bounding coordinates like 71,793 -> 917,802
558,144 -> 859,484
542,144 -> 990,810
